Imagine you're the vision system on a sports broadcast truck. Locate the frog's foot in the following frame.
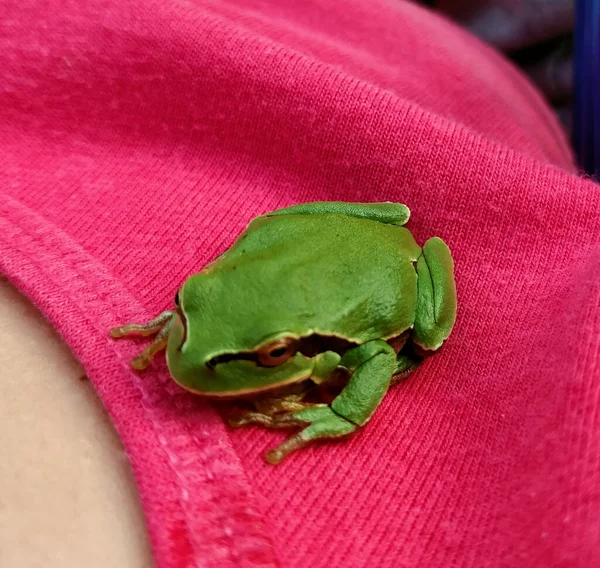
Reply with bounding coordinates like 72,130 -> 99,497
253,392 -> 318,415
228,395 -> 326,427
234,340 -> 396,464
230,406 -> 356,464
264,407 -> 357,465
413,237 -> 457,351
228,410 -> 312,429
109,310 -> 175,370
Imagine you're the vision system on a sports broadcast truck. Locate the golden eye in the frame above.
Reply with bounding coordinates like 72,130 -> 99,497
256,338 -> 298,367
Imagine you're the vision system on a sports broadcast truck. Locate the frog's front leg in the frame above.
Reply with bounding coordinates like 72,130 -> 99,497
110,310 -> 175,370
228,352 -> 339,428
262,340 -> 396,464
228,389 -> 327,434
228,407 -> 321,429
228,392 -> 318,426
413,237 -> 457,351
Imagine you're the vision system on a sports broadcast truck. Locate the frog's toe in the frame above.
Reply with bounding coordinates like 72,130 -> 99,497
253,396 -> 320,415
228,412 -> 273,428
265,433 -> 309,464
227,411 -> 309,429
264,407 -> 357,464
111,311 -> 175,370
110,310 -> 174,338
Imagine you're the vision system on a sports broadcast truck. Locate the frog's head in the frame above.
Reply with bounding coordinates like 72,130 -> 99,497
164,276 -> 315,397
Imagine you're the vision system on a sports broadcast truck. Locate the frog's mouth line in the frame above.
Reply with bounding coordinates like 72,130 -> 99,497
175,307 -> 187,350
205,333 -> 359,371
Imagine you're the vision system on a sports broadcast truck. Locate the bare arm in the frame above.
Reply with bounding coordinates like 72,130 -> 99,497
0,279 -> 153,567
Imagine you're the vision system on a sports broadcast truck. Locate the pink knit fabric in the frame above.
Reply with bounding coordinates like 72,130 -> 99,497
2,1 -> 599,566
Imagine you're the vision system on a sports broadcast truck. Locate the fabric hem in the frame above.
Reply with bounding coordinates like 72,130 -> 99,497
0,195 -> 279,568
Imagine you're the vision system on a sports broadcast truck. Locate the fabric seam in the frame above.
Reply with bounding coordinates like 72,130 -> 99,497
0,196 -> 280,568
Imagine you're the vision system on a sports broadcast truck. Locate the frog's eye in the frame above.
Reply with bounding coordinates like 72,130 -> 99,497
257,338 -> 298,367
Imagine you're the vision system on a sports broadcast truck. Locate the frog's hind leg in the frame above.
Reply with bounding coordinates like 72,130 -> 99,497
110,310 -> 175,370
391,352 -> 423,384
263,201 -> 410,226
413,237 -> 457,351
387,332 -> 423,382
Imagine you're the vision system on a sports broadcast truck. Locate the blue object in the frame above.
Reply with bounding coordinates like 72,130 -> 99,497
574,0 -> 600,177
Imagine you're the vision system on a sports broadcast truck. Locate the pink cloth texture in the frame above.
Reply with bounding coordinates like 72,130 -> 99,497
1,0 -> 600,566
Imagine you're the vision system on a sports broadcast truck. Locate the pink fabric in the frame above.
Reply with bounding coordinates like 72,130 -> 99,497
1,1 -> 599,566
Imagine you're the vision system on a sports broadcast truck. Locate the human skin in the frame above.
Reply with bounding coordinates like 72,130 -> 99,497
0,279 -> 152,567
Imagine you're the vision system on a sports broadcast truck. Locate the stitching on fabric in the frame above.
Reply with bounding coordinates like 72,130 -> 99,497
0,197 -> 280,567
0,212 -> 204,565
0,211 -> 268,567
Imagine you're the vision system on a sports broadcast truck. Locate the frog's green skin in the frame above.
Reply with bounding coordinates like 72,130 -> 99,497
110,202 -> 457,464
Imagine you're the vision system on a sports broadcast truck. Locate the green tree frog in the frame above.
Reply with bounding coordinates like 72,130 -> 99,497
110,202 -> 457,464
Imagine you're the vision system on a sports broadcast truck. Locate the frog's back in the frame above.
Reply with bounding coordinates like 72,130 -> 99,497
202,213 -> 422,344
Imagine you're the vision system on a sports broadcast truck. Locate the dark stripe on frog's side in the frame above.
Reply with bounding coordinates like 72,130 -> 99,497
206,331 -> 411,370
